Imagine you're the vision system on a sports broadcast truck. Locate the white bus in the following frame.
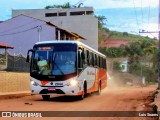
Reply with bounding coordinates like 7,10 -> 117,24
26,41 -> 107,100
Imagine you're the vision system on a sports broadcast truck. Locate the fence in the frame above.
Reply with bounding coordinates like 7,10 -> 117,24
0,53 -> 30,72
0,53 -> 30,93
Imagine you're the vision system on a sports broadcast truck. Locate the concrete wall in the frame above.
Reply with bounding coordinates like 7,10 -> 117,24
0,15 -> 56,56
0,72 -> 30,93
12,7 -> 98,50
49,15 -> 98,50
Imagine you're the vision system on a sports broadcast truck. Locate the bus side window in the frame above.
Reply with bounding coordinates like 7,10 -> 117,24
103,58 -> 105,69
94,54 -> 96,66
97,55 -> 99,68
83,49 -> 85,64
98,56 -> 101,68
92,53 -> 94,66
89,52 -> 93,66
81,50 -> 85,64
84,49 -> 87,65
104,58 -> 107,69
99,56 -> 101,68
101,57 -> 104,68
102,57 -> 105,69
87,50 -> 90,65
78,50 -> 83,69
95,54 -> 98,67
100,57 -> 103,68
102,57 -> 104,68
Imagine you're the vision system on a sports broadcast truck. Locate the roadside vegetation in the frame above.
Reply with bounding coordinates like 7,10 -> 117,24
99,31 -> 158,83
97,15 -> 158,84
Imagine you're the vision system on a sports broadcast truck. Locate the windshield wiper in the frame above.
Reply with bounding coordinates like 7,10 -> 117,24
53,53 -> 64,75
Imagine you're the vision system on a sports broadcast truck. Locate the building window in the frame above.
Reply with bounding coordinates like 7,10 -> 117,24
58,12 -> 67,16
86,11 -> 93,15
56,30 -> 58,40
70,11 -> 85,16
45,13 -> 57,17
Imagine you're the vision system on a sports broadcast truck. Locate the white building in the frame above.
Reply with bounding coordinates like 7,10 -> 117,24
120,60 -> 128,72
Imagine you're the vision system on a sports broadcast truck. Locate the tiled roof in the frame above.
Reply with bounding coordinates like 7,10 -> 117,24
0,42 -> 14,49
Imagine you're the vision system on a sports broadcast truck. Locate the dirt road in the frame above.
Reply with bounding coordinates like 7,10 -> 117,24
0,79 -> 157,120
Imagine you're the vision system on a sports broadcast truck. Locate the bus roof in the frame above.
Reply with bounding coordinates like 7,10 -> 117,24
35,40 -> 106,58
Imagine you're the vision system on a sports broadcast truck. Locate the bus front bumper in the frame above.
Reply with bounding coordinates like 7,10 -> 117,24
31,84 -> 83,96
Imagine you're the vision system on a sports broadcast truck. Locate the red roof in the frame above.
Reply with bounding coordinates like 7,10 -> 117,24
0,42 -> 14,49
99,40 -> 129,48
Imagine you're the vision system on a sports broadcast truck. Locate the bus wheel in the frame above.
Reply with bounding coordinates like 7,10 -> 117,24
79,82 -> 87,100
42,95 -> 50,101
97,81 -> 101,95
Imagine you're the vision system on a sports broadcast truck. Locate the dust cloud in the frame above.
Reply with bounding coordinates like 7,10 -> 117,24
102,71 -> 142,94
107,72 -> 127,89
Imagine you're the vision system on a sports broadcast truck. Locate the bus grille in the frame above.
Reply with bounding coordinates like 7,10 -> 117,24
39,89 -> 65,94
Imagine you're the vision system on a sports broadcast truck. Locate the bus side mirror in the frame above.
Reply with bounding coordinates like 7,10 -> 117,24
81,52 -> 85,60
26,49 -> 34,63
26,55 -> 30,63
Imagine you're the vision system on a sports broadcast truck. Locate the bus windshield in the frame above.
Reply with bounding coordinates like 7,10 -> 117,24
31,44 -> 77,76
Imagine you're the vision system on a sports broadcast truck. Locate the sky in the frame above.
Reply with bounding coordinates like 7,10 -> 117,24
0,0 -> 159,38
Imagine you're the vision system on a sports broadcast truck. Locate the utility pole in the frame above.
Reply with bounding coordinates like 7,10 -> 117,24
37,26 -> 42,42
139,0 -> 160,89
158,0 -> 160,89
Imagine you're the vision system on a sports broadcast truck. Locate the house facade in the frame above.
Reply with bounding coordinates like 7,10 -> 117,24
12,7 -> 98,50
0,15 -> 84,56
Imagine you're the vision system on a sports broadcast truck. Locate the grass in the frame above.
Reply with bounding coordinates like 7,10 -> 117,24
108,31 -> 157,42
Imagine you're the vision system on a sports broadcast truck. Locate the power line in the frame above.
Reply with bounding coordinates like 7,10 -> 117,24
0,16 -> 47,34
132,0 -> 140,30
147,0 -> 151,26
140,0 -> 144,28
0,0 -> 86,35
0,26 -> 38,37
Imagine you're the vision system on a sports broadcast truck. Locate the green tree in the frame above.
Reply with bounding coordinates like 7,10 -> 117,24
140,39 -> 156,55
151,48 -> 158,68
95,15 -> 107,29
99,47 -> 126,58
139,39 -> 156,68
45,2 -> 72,9
125,41 -> 143,64
45,2 -> 85,9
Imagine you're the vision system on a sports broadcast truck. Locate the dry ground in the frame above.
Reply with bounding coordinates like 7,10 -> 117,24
0,72 -> 158,120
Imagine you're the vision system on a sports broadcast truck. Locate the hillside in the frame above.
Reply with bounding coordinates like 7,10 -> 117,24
98,29 -> 157,47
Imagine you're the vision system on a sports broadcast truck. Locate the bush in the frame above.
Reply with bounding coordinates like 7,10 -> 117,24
129,62 -> 158,83
99,47 -> 127,58
144,67 -> 158,83
113,61 -> 122,71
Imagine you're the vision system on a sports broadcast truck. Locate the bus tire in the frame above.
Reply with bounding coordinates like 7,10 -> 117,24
42,95 -> 50,101
78,82 -> 87,100
97,81 -> 101,95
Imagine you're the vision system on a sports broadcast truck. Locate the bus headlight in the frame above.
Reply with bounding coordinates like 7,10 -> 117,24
70,79 -> 78,86
65,78 -> 78,86
31,80 -> 39,86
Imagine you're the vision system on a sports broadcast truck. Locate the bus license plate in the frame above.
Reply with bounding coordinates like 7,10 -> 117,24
48,88 -> 56,91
